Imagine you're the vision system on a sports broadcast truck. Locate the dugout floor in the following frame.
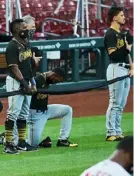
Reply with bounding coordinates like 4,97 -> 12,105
0,88 -> 133,125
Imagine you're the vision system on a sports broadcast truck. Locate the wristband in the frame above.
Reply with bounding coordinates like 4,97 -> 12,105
20,78 -> 29,89
30,77 -> 36,86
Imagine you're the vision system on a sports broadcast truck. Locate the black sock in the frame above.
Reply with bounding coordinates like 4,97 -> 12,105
17,119 -> 26,142
5,119 -> 14,143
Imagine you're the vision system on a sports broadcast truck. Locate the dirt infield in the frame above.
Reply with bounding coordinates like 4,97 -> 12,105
0,88 -> 133,125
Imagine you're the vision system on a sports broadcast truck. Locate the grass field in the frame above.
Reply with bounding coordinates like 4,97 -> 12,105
0,113 -> 133,176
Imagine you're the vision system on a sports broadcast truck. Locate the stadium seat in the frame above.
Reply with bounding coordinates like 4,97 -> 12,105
89,20 -> 96,30
124,0 -> 133,9
60,23 -> 73,35
89,29 -> 100,37
50,22 -> 62,34
34,32 -> 45,39
0,22 -> 6,34
42,11 -> 54,19
0,0 -> 5,9
97,28 -> 107,36
42,21 -> 51,32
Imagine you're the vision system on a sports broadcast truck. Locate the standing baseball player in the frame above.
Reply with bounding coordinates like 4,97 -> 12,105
4,19 -> 37,154
104,6 -> 133,141
27,67 -> 78,147
11,15 -> 42,146
80,136 -> 133,176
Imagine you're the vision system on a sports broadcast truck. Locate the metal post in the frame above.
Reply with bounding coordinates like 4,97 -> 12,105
54,0 -> 64,15
6,0 -> 10,34
80,0 -> 85,72
10,0 -> 13,22
40,51 -> 47,73
97,0 -> 102,19
15,0 -> 22,18
81,0 -> 85,37
85,0 -> 89,37
73,0 -> 81,36
85,0 -> 91,68
72,49 -> 79,82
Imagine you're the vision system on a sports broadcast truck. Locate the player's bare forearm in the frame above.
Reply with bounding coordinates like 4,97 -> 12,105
128,54 -> 133,67
9,65 -> 23,81
128,54 -> 134,76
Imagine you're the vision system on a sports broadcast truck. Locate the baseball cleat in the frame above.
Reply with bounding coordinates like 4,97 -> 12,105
116,135 -> 124,140
3,142 -> 19,154
106,136 -> 120,141
17,140 -> 37,151
56,139 -> 78,147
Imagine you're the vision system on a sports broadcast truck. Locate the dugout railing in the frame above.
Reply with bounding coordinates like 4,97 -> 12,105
0,37 -> 110,89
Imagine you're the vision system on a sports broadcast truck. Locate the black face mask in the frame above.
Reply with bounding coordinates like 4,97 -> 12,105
28,29 -> 36,40
19,29 -> 29,39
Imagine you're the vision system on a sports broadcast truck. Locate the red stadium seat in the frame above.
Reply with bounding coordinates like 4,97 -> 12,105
34,32 -> 45,39
97,28 -> 107,36
43,21 -> 51,32
61,23 -> 73,35
124,0 -> 133,9
0,0 -> 5,9
41,1 -> 55,11
89,29 -> 100,37
42,11 -> 54,18
50,22 -> 62,34
89,20 -> 96,30
0,22 -> 6,33
126,9 -> 133,18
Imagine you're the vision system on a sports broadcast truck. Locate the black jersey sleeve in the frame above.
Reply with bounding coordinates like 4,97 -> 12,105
6,42 -> 19,66
104,31 -> 117,50
126,31 -> 133,45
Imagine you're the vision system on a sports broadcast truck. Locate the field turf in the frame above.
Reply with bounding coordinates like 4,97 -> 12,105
0,113 -> 133,176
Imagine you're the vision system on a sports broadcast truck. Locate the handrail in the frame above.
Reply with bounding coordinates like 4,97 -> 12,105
44,31 -> 61,38
41,17 -> 80,34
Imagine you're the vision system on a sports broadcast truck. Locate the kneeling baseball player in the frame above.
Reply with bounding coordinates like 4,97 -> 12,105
27,67 -> 78,148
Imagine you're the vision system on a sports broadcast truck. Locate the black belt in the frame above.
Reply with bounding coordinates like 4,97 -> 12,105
118,63 -> 130,69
